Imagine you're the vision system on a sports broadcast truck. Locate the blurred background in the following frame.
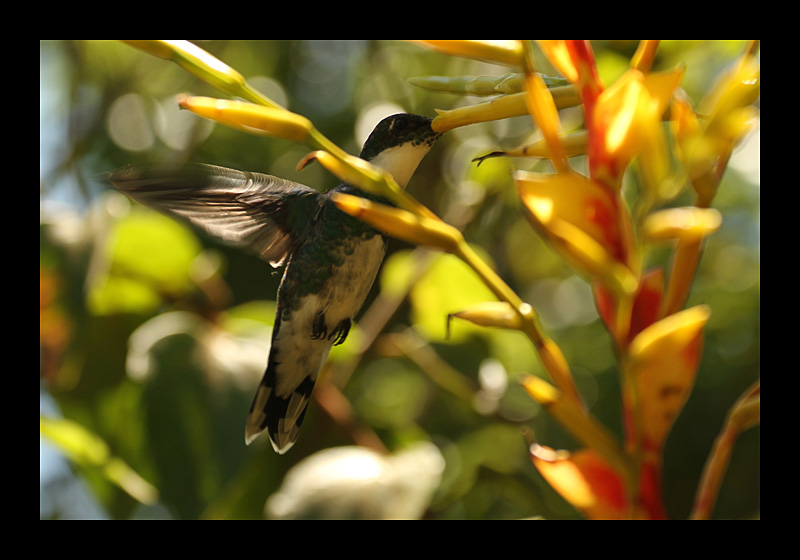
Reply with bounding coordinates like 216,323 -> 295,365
40,40 -> 759,519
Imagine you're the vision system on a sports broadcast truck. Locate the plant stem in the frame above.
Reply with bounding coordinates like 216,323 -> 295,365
454,240 -> 586,411
690,380 -> 760,519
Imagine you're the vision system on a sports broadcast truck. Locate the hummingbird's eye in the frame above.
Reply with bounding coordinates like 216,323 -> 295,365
390,118 -> 408,135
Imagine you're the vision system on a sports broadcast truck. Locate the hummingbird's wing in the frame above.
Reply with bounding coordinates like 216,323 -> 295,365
107,162 -> 321,267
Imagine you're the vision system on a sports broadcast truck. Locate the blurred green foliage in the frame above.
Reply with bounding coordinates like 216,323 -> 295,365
40,40 -> 759,519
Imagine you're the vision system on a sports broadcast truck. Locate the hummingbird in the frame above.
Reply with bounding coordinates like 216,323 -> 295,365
108,113 -> 442,454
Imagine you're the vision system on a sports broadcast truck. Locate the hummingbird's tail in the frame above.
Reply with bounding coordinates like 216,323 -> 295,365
245,360 -> 317,454
245,309 -> 333,453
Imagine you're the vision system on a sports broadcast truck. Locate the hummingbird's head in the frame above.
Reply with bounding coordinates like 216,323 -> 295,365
359,113 -> 442,188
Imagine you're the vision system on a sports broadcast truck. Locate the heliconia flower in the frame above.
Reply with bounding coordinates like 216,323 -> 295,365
299,150 -> 390,197
531,444 -> 667,520
331,193 -> 463,253
431,87 -> 580,133
524,72 -> 570,172
299,151 -> 435,219
536,41 -> 581,84
630,40 -> 660,73
431,92 -> 526,133
536,41 -> 683,189
515,169 -> 637,296
178,96 -> 311,142
537,41 -> 604,117
124,40 -> 247,95
671,94 -> 704,173
627,305 -> 711,453
410,40 -> 524,67
643,207 -> 722,243
448,301 -> 526,331
699,56 -> 760,157
590,67 -> 684,185
642,207 -> 721,316
672,53 -> 759,205
530,444 -> 627,520
123,41 -> 283,110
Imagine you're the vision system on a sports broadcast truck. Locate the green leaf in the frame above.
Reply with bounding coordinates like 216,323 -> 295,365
40,415 -> 159,505
382,249 -> 496,342
89,209 -> 202,315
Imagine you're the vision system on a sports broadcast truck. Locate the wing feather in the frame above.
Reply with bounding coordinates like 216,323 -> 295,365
107,162 -> 320,267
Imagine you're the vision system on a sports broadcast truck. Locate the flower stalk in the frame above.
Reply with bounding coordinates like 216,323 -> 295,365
690,380 -> 760,520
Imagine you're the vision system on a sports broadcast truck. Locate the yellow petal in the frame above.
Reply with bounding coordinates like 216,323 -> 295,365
124,40 -> 246,92
301,151 -> 436,220
643,207 -> 722,243
448,301 -> 526,330
331,193 -> 462,253
701,57 -> 760,143
671,93 -> 710,179
645,207 -> 721,315
411,40 -> 523,67
299,150 -> 388,195
630,40 -> 660,72
431,87 -> 579,132
178,96 -> 311,142
524,72 -> 569,172
122,40 -> 283,110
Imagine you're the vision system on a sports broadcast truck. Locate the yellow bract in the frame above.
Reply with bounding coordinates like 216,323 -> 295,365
515,169 -> 636,295
592,67 -> 684,182
530,445 -> 627,520
628,305 -> 711,450
537,40 -> 579,83
629,304 -> 710,362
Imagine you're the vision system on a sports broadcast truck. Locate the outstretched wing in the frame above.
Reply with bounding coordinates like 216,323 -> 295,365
107,162 -> 320,267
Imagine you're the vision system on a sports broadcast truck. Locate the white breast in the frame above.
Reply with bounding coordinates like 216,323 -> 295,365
271,234 -> 386,397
